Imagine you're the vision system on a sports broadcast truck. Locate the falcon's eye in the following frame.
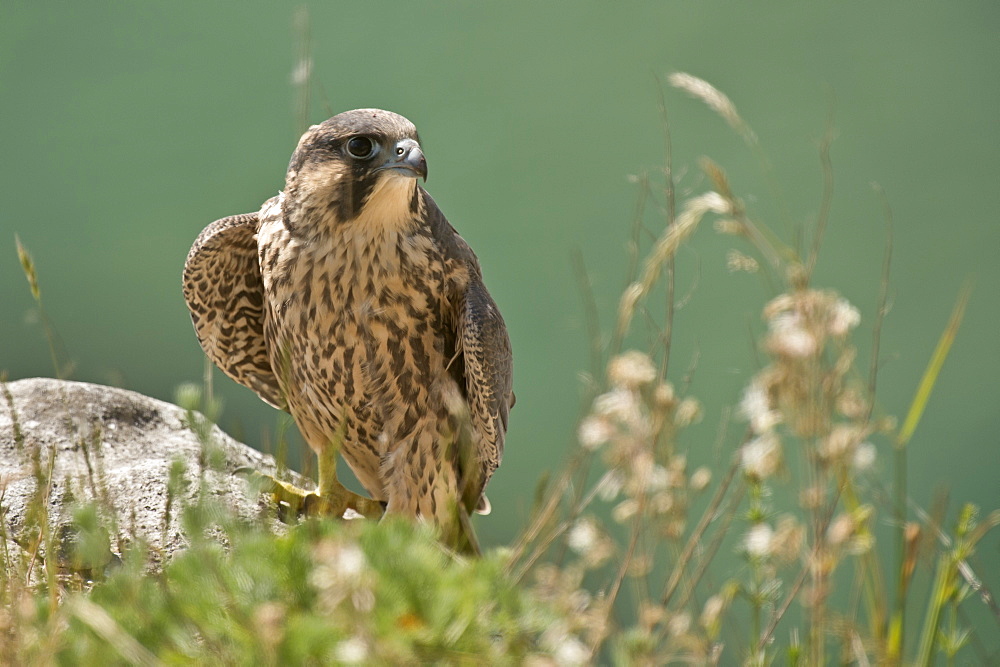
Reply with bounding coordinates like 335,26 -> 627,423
346,136 -> 377,159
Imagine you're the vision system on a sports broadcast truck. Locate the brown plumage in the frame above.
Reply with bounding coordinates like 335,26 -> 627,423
183,109 -> 513,536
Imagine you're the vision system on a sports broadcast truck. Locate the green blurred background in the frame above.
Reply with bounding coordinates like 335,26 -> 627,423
2,0 -> 997,590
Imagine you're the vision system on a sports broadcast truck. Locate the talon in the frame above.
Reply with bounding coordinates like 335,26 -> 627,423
241,431 -> 385,521
239,468 -> 384,521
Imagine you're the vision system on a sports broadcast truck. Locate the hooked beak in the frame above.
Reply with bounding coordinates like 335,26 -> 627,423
376,138 -> 427,181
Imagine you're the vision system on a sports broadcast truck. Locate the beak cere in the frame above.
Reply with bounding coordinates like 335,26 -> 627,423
381,138 -> 428,181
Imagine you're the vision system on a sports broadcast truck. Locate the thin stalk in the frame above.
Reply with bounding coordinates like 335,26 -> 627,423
839,468 -> 887,641
889,282 -> 973,660
654,475 -> 744,647
866,184 -> 893,425
661,457 -> 741,608
675,479 -> 743,612
15,236 -> 69,378
804,115 -> 835,282
758,487 -> 842,652
292,5 -> 312,136
570,248 -> 605,386
656,74 -> 677,378
591,495 -> 646,655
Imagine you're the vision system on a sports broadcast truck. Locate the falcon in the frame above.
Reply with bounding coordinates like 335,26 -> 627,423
182,109 -> 513,546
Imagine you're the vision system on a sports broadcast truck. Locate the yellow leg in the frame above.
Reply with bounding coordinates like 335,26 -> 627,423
243,445 -> 384,520
308,443 -> 384,518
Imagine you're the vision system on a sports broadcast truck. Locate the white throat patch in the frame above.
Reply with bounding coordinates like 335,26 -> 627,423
355,173 -> 417,232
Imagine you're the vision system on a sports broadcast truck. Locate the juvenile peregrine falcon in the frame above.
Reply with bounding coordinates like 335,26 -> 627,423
183,109 -> 513,542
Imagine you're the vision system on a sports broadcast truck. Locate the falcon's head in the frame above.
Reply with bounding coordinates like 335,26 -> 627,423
284,108 -> 428,227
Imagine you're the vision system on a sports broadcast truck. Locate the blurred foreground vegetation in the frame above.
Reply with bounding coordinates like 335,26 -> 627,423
3,76 -> 998,665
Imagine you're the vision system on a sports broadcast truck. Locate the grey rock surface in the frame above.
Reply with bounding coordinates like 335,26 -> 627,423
0,377 -> 307,568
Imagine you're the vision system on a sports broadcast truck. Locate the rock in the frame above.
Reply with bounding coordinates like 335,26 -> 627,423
0,377 -> 306,571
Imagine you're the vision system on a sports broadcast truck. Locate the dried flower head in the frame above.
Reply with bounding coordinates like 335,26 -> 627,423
650,491 -> 674,515
743,523 -> 775,558
553,635 -> 590,665
668,72 -> 756,142
740,432 -> 782,480
577,415 -> 614,451
690,466 -> 712,492
593,388 -> 640,423
818,423 -> 865,463
608,350 -> 657,389
828,297 -> 861,337
667,611 -> 692,637
767,310 -> 818,359
826,513 -> 856,547
836,386 -> 869,419
646,464 -> 670,492
334,637 -> 369,665
612,499 -> 639,524
617,190 -> 730,340
727,249 -> 759,273
852,442 -> 877,471
771,515 -> 805,563
653,381 -> 677,410
675,397 -> 703,427
567,519 -> 599,555
762,293 -> 794,320
567,518 -> 613,568
700,595 -> 726,631
739,378 -> 781,434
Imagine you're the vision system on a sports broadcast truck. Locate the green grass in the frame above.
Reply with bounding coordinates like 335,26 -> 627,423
3,74 -> 998,665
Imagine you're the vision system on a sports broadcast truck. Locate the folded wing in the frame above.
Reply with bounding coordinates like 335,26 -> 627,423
182,213 -> 284,409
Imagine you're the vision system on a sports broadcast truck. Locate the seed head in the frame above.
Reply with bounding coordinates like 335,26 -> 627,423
852,442 -> 877,471
740,432 -> 782,480
553,636 -> 590,666
818,424 -> 863,463
608,350 -> 657,389
653,381 -> 677,410
567,519 -> 599,555
334,637 -> 369,664
767,311 -> 818,358
577,415 -> 614,451
726,249 -> 759,273
612,499 -> 639,523
593,388 -> 639,422
826,513 -> 855,546
690,466 -> 712,492
744,523 -> 775,558
828,297 -> 861,337
739,378 -> 781,434
700,595 -> 725,630
675,397 -> 703,427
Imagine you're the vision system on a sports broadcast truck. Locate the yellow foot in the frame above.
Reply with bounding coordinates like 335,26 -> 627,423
239,470 -> 385,520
